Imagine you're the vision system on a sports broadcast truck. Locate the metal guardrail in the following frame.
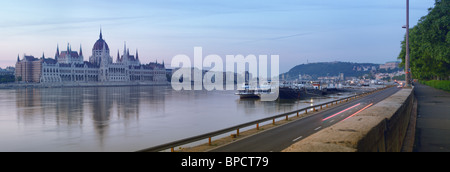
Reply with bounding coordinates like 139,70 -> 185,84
137,86 -> 392,152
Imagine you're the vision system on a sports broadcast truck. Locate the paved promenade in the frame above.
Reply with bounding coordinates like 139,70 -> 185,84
414,83 -> 450,152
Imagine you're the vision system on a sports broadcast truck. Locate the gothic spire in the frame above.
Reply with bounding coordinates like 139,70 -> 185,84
100,27 -> 103,40
136,49 -> 139,60
117,50 -> 120,62
56,44 -> 59,57
123,42 -> 127,57
55,44 -> 59,60
17,54 -> 20,62
79,44 -> 83,56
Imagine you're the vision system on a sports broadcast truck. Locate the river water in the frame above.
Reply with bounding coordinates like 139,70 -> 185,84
0,86 -> 354,152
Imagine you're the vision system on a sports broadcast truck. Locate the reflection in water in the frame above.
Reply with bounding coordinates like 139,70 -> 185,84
14,86 -> 167,150
3,86 -> 352,151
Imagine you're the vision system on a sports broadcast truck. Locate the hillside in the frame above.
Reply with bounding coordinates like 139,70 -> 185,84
281,62 -> 380,80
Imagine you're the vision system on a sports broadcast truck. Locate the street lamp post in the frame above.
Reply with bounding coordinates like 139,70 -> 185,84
405,0 -> 411,87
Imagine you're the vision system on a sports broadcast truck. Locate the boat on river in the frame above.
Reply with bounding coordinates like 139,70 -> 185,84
235,82 -> 274,99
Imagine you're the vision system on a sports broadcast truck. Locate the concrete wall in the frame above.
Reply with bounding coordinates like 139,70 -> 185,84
283,88 -> 415,152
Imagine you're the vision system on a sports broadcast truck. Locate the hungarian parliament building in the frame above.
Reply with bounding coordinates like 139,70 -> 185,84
15,30 -> 167,84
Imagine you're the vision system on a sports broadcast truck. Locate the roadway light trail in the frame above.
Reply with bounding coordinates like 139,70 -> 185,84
342,103 -> 374,121
322,103 -> 361,121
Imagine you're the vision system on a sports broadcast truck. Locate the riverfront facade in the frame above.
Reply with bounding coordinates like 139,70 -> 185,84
15,30 -> 166,84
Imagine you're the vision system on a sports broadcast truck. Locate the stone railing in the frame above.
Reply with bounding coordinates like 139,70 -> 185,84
283,87 -> 415,152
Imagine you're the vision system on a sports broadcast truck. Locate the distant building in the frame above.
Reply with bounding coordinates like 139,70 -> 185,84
15,55 -> 43,82
15,29 -> 166,83
0,66 -> 14,76
317,76 -> 339,80
297,74 -> 312,81
317,73 -> 344,82
380,61 -> 400,70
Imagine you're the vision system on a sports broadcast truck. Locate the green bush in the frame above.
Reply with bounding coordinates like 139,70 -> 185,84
0,75 -> 15,84
421,80 -> 450,92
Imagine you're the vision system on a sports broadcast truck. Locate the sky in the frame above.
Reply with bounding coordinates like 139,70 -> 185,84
0,0 -> 436,73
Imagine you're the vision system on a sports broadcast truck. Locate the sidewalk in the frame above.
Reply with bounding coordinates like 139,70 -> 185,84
414,83 -> 450,152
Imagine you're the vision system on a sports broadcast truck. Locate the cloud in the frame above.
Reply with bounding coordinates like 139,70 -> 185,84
267,33 -> 314,41
236,32 -> 314,45
0,16 -> 145,28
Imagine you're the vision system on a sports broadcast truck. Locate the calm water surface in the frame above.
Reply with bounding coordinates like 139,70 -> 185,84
0,86 -> 352,152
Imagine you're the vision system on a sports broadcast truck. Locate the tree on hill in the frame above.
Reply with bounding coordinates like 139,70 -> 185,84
282,62 -> 378,80
398,0 -> 450,80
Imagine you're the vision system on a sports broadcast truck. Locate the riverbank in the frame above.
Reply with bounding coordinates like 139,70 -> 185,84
0,81 -> 170,89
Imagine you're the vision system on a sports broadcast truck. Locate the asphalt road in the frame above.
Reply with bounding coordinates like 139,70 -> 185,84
210,86 -> 401,152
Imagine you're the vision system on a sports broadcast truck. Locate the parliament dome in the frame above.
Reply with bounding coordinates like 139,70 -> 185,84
92,30 -> 109,51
